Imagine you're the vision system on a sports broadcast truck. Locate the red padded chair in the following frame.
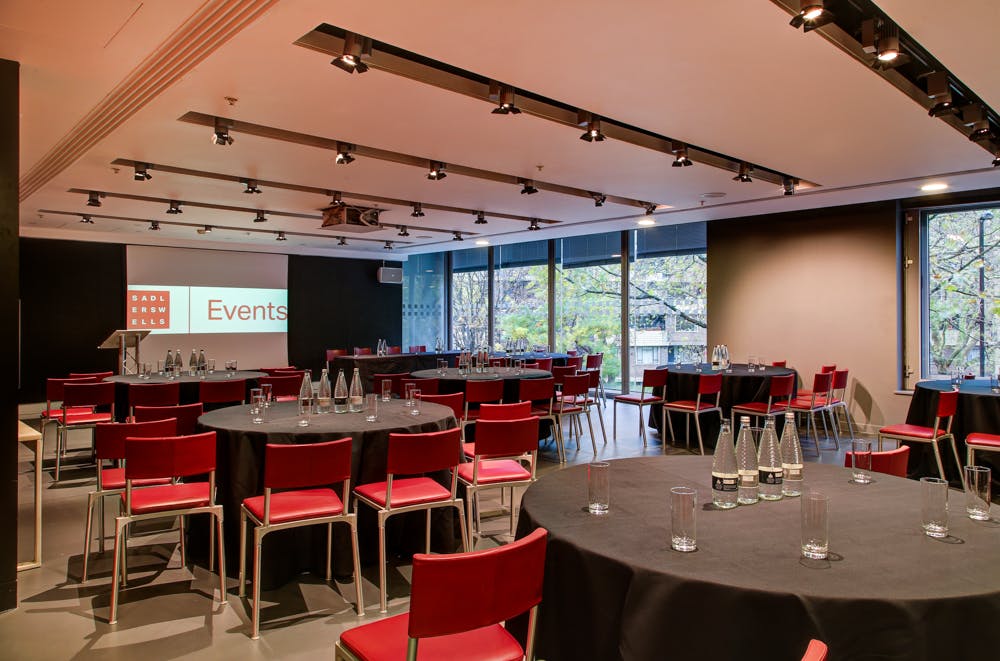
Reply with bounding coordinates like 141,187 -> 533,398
488,357 -> 506,368
400,377 -> 440,396
662,372 -> 722,456
731,373 -> 795,428
462,402 -> 532,459
127,382 -> 180,419
817,369 -> 855,442
965,432 -> 1000,467
40,376 -> 97,445
555,374 -> 597,455
69,371 -> 115,380
334,527 -> 548,661
133,402 -> 204,435
565,368 -> 607,445
259,366 -> 297,376
258,375 -> 301,403
458,417 -> 540,540
771,360 -> 787,368
522,361 -> 539,369
81,417 -> 179,581
109,431 -> 226,625
787,372 -> 835,455
272,369 -> 306,380
801,640 -> 828,661
585,353 -> 607,403
551,365 -> 577,386
878,389 -> 962,483
386,345 -> 403,355
461,379 -> 505,437
408,345 -> 426,353
352,427 -> 469,613
326,349 -> 347,371
239,438 -> 364,638
373,372 -> 410,398
57,381 -> 116,480
418,392 -> 464,421
353,347 -> 373,356
565,356 -> 583,371
843,445 -> 910,479
534,357 -> 554,372
199,378 -> 247,406
797,364 -> 836,398
613,368 -> 668,446
519,377 -> 561,461
566,349 -> 578,357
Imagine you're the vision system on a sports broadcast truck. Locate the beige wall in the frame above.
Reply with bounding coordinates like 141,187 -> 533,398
707,202 -> 911,430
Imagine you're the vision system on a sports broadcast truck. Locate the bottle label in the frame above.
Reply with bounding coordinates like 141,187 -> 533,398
712,474 -> 738,492
783,463 -> 803,480
738,469 -> 758,487
759,467 -> 783,485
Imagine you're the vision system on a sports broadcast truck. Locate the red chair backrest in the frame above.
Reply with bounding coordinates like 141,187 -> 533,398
373,372 -> 410,396
386,427 -> 462,475
133,403 -> 203,435
69,371 -> 114,380
478,402 -> 532,420
63,381 -> 116,408
535,358 -> 554,372
585,353 -> 603,370
465,379 -> 504,404
566,350 -> 578,357
124,431 -> 216,480
519,377 -> 556,403
259,375 -> 303,398
698,373 -> 723,396
522,362 -> 539,369
474,417 -> 540,457
386,345 -> 402,355
354,347 -> 373,355
810,372 -> 833,395
272,369 -> 306,380
326,349 -> 347,360
831,369 -> 849,390
128,382 -> 181,408
264,437 -> 352,489
843,446 -> 910,478
419,392 -> 464,419
768,374 -> 795,398
772,360 -> 787,368
801,639 -> 828,661
95,418 -> 177,461
199,378 -> 246,404
583,368 -> 601,389
402,377 -> 439,395
936,389 -> 958,419
46,376 -> 96,402
820,364 -> 836,374
408,345 -> 427,353
565,356 -> 583,370
642,368 -> 669,389
551,366 -> 577,384
560,374 -> 590,398
260,367 -> 297,376
488,358 -> 506,367
408,527 -> 548,639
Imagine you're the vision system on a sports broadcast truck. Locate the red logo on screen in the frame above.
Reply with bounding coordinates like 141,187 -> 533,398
127,290 -> 170,329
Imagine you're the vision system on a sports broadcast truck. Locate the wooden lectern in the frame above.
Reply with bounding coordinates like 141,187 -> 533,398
99,330 -> 150,375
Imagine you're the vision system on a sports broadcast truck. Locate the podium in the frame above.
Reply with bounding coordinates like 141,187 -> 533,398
99,330 -> 150,375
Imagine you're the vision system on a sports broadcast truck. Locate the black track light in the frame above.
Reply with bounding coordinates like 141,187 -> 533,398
337,236 -> 348,246
87,191 -> 103,207
490,83 -> 521,115
964,106 -> 993,143
520,179 -> 539,195
335,142 -> 355,164
166,200 -> 183,214
411,202 -> 425,217
528,219 -> 540,231
591,192 -> 606,207
384,241 -> 393,250
925,72 -> 957,118
203,225 -> 212,233
580,117 -> 605,142
671,141 -> 693,167
862,20 -> 909,70
452,231 -> 464,241
79,214 -> 94,224
133,163 -> 152,181
253,210 -> 267,223
733,162 -> 754,183
782,177 -> 797,196
149,221 -> 160,231
790,1 -> 833,32
276,231 -> 287,241
398,226 -> 410,237
211,118 -> 233,146
642,203 -> 656,216
330,191 -> 344,207
331,32 -> 371,74
427,161 -> 447,181
993,152 -> 1000,168
474,211 -> 487,225
243,179 -> 262,194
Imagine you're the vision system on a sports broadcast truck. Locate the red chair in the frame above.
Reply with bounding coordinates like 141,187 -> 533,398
353,347 -> 373,356
326,349 -> 347,371
373,372 -> 410,398
40,376 -> 97,445
127,382 -> 180,419
408,345 -> 427,353
401,377 -> 439,396
199,378 -> 247,406
488,358 -> 506,367
386,345 -> 403,355
585,353 -> 607,403
787,372 -> 835,455
801,639 -> 828,661
419,392 -> 464,421
520,377 -> 561,461
566,350 -> 578,357
878,389 -> 962,483
662,373 -> 722,455
335,527 -> 548,661
69,371 -> 114,380
817,369 -> 854,441
462,402 -> 532,459
731,373 -> 794,428
613,368 -> 668,446
555,374 -> 597,455
81,417 -> 178,581
843,445 -> 910,479
133,402 -> 204,435
965,432 -> 1000,467
458,417 -> 540,539
535,357 -> 554,372
461,379 -> 505,437
797,364 -> 836,398
551,365 -> 577,386
272,368 -> 307,379
352,427 -> 469,613
565,356 -> 583,371
57,381 -> 116,480
258,375 -> 301,402
522,361 -> 539,369
109,431 -> 226,625
259,366 -> 297,376
239,438 -> 364,638
771,360 -> 787,368
564,368 -> 607,445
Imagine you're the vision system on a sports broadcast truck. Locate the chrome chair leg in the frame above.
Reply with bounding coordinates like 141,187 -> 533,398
82,492 -> 96,582
350,518 -> 365,615
238,510 -> 247,597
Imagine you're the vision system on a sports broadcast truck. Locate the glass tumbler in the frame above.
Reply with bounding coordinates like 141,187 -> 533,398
801,491 -> 829,559
921,477 -> 949,537
851,440 -> 873,484
588,462 -> 610,515
965,466 -> 992,521
381,379 -> 392,403
670,486 -> 697,552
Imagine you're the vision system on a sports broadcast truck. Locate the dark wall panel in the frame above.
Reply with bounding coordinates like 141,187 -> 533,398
18,238 -> 125,403
288,256 -> 402,375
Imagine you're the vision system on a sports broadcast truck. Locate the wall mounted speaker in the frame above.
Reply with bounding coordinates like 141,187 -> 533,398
377,267 -> 403,284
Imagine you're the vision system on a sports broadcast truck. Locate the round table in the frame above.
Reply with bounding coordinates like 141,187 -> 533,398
410,367 -> 552,403
197,399 -> 458,588
515,456 -> 1000,661
105,370 -> 267,421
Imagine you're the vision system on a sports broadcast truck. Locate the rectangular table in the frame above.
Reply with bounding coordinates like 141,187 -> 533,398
17,420 -> 43,571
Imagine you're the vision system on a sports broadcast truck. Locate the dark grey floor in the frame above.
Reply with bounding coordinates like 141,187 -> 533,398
5,403 -> 852,659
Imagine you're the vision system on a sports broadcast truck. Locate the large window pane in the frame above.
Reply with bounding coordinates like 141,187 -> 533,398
555,233 -> 623,390
494,240 -> 548,350
402,252 -> 446,350
451,247 -> 489,350
924,206 -> 1000,376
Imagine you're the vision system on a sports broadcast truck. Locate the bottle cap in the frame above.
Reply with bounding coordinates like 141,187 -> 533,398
740,415 -> 750,423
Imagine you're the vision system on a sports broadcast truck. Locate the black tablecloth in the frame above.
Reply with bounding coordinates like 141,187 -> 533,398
197,400 -> 457,589
906,379 -> 1000,492
105,371 -> 266,421
515,456 -> 1000,661
410,367 -> 551,403
650,364 -> 798,449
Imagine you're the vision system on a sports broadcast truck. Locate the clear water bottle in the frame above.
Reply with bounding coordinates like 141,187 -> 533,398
317,368 -> 331,414
188,349 -> 198,376
175,349 -> 183,376
348,367 -> 364,413
711,419 -> 739,509
735,415 -> 759,505
198,349 -> 207,374
164,349 -> 174,373
333,369 -> 348,414
297,372 -> 313,427
780,411 -> 804,497
711,345 -> 720,370
435,336 -> 443,353
757,415 -> 784,501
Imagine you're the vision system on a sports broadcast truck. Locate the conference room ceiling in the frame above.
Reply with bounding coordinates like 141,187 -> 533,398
4,0 -> 998,258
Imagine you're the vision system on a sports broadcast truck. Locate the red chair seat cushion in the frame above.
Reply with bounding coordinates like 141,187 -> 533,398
457,460 -> 531,485
123,482 -> 211,514
41,406 -> 94,421
664,400 -> 715,412
274,395 -> 298,403
243,488 -> 345,524
462,442 -> 476,459
814,396 -> 843,405
555,405 -> 584,415
732,401 -> 789,414
354,477 -> 451,508
101,468 -> 172,490
966,433 -> 1000,449
787,397 -> 827,411
613,394 -> 661,404
529,406 -> 553,417
61,412 -> 114,426
339,612 -> 524,661
878,424 -> 946,440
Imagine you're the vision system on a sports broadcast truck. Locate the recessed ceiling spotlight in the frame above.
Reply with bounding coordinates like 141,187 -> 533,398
671,141 -> 693,167
782,177 -> 797,196
243,179 -> 262,194
638,217 -> 656,227
411,202 -> 425,217
490,83 -> 521,115
87,191 -> 104,207
276,231 -> 287,241
253,210 -> 268,223
149,220 -> 160,231
331,32 -> 371,74
580,116 -> 605,142
519,178 -> 539,195
452,231 -> 464,241
427,161 -> 447,180
133,162 -> 152,181
211,118 -> 233,145
527,219 -> 540,231
337,236 -> 348,246
733,162 -> 754,183
398,226 -> 410,237
920,182 -> 949,192
789,1 -> 833,31
384,241 -> 393,250
475,239 -> 490,246
79,214 -> 94,224
591,192 -> 606,207
335,142 -> 355,164
474,211 -> 487,224
166,200 -> 183,214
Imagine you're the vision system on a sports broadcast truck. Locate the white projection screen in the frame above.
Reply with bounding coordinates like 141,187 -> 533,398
126,246 -> 289,369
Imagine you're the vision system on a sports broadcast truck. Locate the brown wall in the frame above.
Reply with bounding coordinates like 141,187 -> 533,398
707,201 -> 909,429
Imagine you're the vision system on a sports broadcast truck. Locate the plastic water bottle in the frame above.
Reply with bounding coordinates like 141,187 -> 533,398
780,412 -> 804,497
198,349 -> 207,374
348,367 -> 364,413
757,415 -> 784,501
188,349 -> 198,376
317,369 -> 331,414
164,349 -> 174,373
711,419 -> 739,509
711,345 -> 721,370
333,370 -> 348,414
297,372 -> 313,427
735,416 -> 759,505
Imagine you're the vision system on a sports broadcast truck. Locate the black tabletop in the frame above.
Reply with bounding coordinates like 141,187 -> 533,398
410,367 -> 552,382
105,370 -> 267,383
516,455 -> 1000,661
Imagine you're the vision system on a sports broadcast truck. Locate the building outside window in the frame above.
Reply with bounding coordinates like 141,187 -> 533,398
450,246 -> 489,350
494,240 -> 548,350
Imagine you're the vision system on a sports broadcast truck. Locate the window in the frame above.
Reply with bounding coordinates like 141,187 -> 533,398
402,252 -> 446,351
494,240 -> 548,350
450,247 -> 489,350
923,205 -> 1000,377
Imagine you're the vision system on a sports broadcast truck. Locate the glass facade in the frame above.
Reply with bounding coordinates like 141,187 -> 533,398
494,240 -> 549,351
402,251 -> 446,351
450,247 -> 490,350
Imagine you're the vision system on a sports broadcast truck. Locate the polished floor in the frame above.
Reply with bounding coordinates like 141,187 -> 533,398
6,403 -> 852,659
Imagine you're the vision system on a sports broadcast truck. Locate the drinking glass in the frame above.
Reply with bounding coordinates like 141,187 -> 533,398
758,357 -> 767,371
965,466 -> 992,521
409,389 -> 421,416
230,360 -> 238,371
921,477 -> 949,537
298,394 -> 311,427
437,358 -> 447,375
588,461 -> 610,515
748,355 -> 758,373
404,383 -> 416,407
670,486 -> 697,552
250,392 -> 266,424
851,440 -> 873,484
364,393 -> 379,422
157,359 -> 165,376
800,491 -> 829,559
381,379 -> 392,402
207,358 -> 216,374
260,383 -> 273,408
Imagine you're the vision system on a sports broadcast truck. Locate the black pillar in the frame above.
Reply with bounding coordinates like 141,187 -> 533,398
0,58 -> 20,611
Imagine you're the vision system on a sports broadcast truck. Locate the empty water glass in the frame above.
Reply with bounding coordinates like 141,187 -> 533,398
298,394 -> 311,427
801,491 -> 829,559
670,486 -> 697,552
965,466 -> 992,521
404,383 -> 416,407
250,392 -> 267,425
921,477 -> 949,537
207,358 -> 216,374
409,388 -> 421,416
588,462 -> 610,515
260,383 -> 273,408
381,379 -> 392,403
748,355 -> 758,373
364,393 -> 378,422
851,440 -> 873,484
